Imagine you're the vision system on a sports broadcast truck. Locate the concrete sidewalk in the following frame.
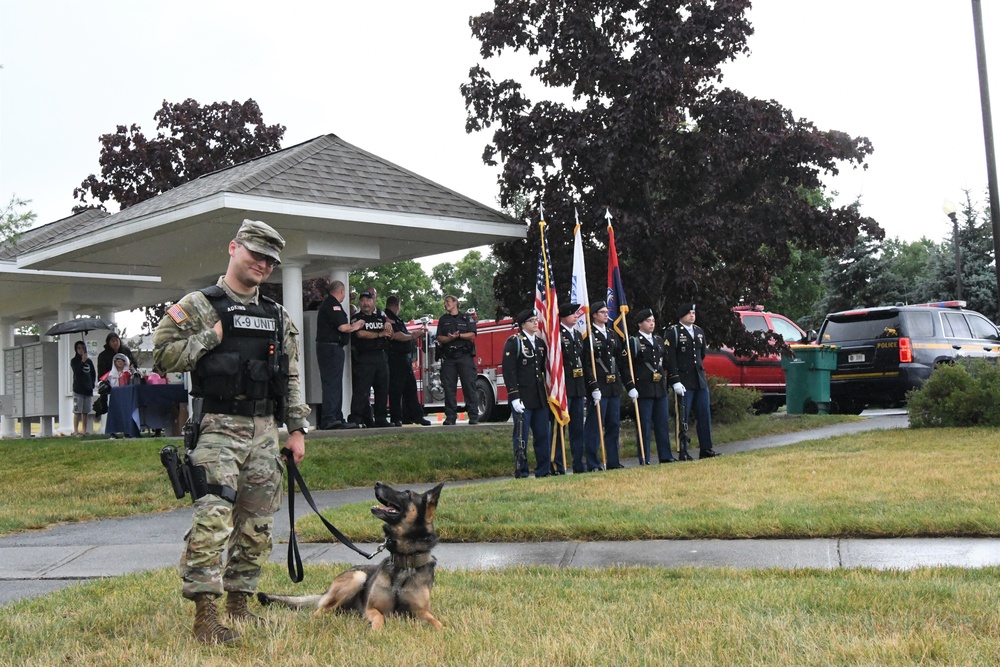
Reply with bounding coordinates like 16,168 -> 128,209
7,411 -> 997,606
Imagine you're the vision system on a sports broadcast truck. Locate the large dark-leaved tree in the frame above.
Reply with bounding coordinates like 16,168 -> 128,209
73,98 -> 284,211
463,1 -> 882,353
72,98 -> 286,330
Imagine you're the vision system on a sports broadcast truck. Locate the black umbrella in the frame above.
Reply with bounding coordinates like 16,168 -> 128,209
44,317 -> 114,337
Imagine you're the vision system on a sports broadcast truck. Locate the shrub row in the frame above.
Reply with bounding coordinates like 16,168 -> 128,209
908,359 -> 1000,427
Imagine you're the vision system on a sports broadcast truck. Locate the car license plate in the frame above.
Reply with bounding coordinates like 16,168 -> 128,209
848,353 -> 865,363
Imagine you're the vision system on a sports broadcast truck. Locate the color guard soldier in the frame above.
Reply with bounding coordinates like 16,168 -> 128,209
558,302 -> 592,473
502,309 -> 551,478
623,309 -> 675,464
583,300 -> 624,470
436,295 -> 480,425
664,303 -> 720,459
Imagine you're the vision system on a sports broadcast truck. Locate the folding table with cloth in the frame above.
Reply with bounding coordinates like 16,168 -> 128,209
105,384 -> 188,437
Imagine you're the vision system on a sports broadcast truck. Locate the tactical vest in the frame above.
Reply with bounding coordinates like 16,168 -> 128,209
385,310 -> 414,355
192,286 -> 288,401
353,310 -> 389,354
438,312 -> 476,357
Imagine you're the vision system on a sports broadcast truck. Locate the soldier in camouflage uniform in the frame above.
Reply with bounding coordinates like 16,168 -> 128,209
153,220 -> 310,645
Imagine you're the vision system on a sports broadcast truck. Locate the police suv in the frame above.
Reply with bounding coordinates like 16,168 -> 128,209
816,301 -> 1000,413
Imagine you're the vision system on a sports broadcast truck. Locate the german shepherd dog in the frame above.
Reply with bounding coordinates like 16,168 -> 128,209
258,481 -> 444,630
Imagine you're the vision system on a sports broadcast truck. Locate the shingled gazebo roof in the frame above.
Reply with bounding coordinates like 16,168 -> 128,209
2,133 -> 523,322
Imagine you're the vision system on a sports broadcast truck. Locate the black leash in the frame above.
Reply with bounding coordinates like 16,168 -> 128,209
281,448 -> 378,583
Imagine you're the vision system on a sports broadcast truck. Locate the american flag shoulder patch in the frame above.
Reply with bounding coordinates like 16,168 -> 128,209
167,303 -> 189,324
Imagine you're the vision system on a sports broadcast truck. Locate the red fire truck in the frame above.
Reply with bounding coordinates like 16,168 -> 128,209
406,316 -> 518,422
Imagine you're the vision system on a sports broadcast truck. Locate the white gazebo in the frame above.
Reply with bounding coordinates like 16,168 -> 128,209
0,133 -> 524,437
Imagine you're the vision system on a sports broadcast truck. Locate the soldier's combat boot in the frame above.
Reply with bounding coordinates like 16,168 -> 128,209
226,591 -> 265,625
193,593 -> 240,645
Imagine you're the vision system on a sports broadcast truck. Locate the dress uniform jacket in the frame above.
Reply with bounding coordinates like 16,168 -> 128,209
560,325 -> 590,398
502,332 -> 547,409
664,323 -> 709,390
584,326 -> 622,396
624,332 -> 668,398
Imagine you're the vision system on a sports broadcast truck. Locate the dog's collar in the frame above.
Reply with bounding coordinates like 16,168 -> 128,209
390,552 -> 434,569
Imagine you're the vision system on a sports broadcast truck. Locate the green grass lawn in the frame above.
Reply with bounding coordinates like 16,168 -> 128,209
0,414 -> 856,535
5,415 -> 1000,665
3,564 -> 999,666
297,427 -> 1000,542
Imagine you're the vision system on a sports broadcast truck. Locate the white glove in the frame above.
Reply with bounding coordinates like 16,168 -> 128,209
511,398 -> 525,414
672,382 -> 686,396
628,388 -> 639,400
591,390 -> 602,403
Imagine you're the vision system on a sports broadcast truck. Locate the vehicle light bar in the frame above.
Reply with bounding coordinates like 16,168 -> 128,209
899,337 -> 913,363
912,300 -> 966,309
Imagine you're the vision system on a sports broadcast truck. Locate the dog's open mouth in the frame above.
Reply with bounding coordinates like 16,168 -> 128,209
372,503 -> 400,515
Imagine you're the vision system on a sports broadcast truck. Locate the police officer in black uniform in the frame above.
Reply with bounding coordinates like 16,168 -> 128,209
664,303 -> 720,459
583,300 -> 624,470
558,302 -> 592,473
623,309 -> 676,464
350,291 -> 393,428
315,280 -> 363,430
502,309 -> 551,478
436,295 -> 480,425
385,295 -> 431,426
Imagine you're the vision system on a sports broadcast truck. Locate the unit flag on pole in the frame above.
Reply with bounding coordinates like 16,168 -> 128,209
606,209 -> 630,339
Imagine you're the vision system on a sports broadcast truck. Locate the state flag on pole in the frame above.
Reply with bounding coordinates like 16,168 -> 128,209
535,219 -> 569,425
606,211 -> 629,339
570,209 -> 590,339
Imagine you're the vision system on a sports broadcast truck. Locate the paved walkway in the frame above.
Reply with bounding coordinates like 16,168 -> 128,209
5,411 -> 998,606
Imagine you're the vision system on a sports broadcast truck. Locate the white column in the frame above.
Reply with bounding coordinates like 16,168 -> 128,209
35,316 -> 58,437
55,308 -> 75,435
0,318 -> 16,438
279,262 -> 309,427
332,269 -> 354,414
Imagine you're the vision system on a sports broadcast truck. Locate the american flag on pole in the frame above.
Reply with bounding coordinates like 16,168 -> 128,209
535,218 -> 569,425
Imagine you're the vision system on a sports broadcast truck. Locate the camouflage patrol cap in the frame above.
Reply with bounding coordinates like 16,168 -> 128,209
235,219 -> 284,265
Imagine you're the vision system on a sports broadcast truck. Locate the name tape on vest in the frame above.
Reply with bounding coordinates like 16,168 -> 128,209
233,315 -> 277,331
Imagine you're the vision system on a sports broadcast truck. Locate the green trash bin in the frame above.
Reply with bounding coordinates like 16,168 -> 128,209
780,344 -> 838,415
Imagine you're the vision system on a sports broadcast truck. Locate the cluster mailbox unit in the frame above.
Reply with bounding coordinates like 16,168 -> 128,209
2,342 -> 59,436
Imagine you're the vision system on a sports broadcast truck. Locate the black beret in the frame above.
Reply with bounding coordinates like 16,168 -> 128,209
675,303 -> 696,320
591,300 -> 607,312
558,302 -> 580,318
515,309 -> 536,326
634,308 -> 654,323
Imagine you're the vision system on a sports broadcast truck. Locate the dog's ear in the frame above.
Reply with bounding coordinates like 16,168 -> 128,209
423,483 -> 444,521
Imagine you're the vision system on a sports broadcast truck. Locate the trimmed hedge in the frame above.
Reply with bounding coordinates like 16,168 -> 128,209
907,359 -> 1000,427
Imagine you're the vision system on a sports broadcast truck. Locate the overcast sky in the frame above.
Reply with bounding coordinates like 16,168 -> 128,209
1,0 -> 998,259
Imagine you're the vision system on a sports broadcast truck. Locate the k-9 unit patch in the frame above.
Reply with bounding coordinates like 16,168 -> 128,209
233,315 -> 277,331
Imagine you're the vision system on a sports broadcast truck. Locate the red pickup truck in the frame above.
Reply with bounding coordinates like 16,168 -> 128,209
702,306 -> 809,413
